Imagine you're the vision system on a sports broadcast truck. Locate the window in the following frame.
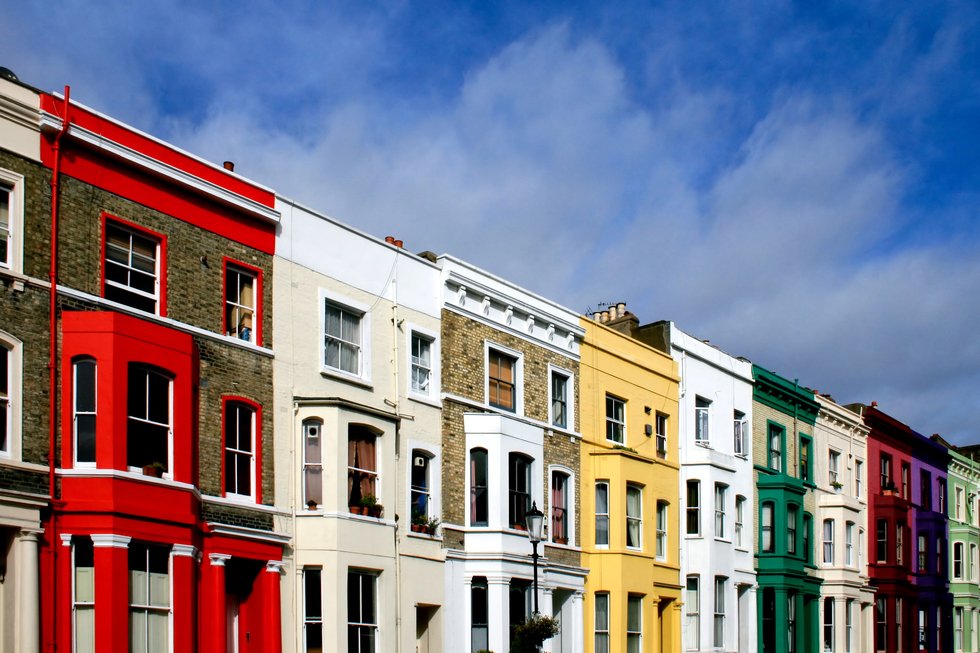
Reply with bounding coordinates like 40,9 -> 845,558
735,496 -> 745,547
787,506 -> 798,555
714,484 -> 727,539
470,448 -> 488,526
956,487 -> 964,521
918,607 -> 927,652
901,462 -> 910,499
921,470 -> 932,509
971,543 -> 977,581
855,460 -> 863,498
605,395 -> 625,443
714,577 -> 726,648
550,370 -> 569,428
875,597 -> 886,653
73,358 -> 97,466
733,410 -> 747,456
626,484 -> 642,549
595,482 -> 609,546
508,453 -> 532,529
896,522 -> 904,566
954,542 -> 964,579
685,577 -> 700,650
627,595 -> 642,653
695,396 -> 710,442
411,450 -> 432,522
918,533 -> 927,573
411,333 -> 433,395
768,424 -> 782,472
829,450 -> 840,487
762,589 -> 776,653
787,592 -> 797,653
224,262 -> 259,343
761,502 -> 774,553
303,419 -> 323,508
824,597 -> 835,653
127,365 -> 172,473
939,478 -> 947,514
800,436 -> 811,482
551,471 -> 569,543
845,522 -> 855,566
656,501 -> 668,560
687,480 -> 700,535
880,454 -> 892,492
508,579 -> 531,644
471,578 -> 489,652
128,543 -> 170,653
348,426 -> 377,508
803,515 -> 812,563
0,336 -> 19,458
304,568 -> 323,653
348,570 -> 377,653
876,519 -> 888,563
324,301 -> 363,376
595,593 -> 610,653
655,412 -> 668,458
224,400 -> 256,499
845,600 -> 853,653
72,537 -> 95,653
104,220 -> 162,314
955,607 -> 964,652
0,170 -> 25,272
488,349 -> 517,412
823,519 -> 835,564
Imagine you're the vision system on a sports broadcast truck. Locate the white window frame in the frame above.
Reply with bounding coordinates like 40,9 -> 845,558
72,537 -> 95,653
595,592 -> 610,652
605,394 -> 626,444
656,501 -> 668,560
955,607 -> 964,652
845,522 -> 855,567
733,410 -> 747,456
103,220 -> 162,315
694,396 -> 710,443
548,465 -> 575,546
823,519 -> 835,565
687,480 -> 700,536
829,450 -> 840,488
956,487 -> 964,521
224,401 -> 257,501
320,290 -> 372,383
855,460 -> 863,499
846,599 -> 853,653
303,567 -> 323,653
0,332 -> 22,460
547,364 -> 575,431
0,168 -> 25,273
627,594 -> 643,652
714,484 -> 727,540
714,577 -> 726,649
484,341 -> 523,415
302,418 -> 323,509
655,412 -> 668,458
954,542 -> 964,579
410,445 -> 441,526
126,366 -> 173,476
128,543 -> 171,653
626,483 -> 643,550
735,496 -> 745,548
824,597 -> 835,653
685,576 -> 700,650
348,569 -> 379,653
595,481 -> 609,548
971,543 -> 978,582
72,358 -> 97,468
406,324 -> 439,403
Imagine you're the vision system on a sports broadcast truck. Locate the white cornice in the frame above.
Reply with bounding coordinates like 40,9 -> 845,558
40,110 -> 280,225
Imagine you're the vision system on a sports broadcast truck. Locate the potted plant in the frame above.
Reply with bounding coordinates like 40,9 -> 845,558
831,481 -> 844,491
142,462 -> 165,478
425,516 -> 441,536
306,499 -> 319,510
360,494 -> 383,518
411,513 -> 427,533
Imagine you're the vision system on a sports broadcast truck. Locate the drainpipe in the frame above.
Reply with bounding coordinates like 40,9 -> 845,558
47,85 -> 70,653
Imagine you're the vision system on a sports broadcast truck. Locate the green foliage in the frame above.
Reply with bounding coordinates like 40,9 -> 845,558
511,615 -> 559,653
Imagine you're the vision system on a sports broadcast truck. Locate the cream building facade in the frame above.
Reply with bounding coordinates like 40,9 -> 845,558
273,198 -> 444,653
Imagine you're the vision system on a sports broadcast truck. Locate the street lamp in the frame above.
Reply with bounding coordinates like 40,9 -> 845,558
525,501 -> 544,615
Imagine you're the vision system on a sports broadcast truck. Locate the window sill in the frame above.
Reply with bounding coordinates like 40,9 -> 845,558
406,530 -> 442,541
694,440 -> 712,448
320,367 -> 373,389
407,393 -> 442,409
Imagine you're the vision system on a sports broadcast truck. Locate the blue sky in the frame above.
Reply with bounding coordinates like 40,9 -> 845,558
3,1 -> 979,442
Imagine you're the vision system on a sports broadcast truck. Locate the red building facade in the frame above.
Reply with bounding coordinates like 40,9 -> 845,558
31,90 -> 284,653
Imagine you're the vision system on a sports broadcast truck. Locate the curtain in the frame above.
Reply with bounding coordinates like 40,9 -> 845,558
552,475 -> 566,539
627,488 -> 641,547
347,433 -> 376,504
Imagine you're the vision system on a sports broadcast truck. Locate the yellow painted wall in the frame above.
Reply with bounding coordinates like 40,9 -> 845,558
579,318 -> 681,653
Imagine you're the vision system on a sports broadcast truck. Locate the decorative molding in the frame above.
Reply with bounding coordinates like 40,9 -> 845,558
171,544 -> 198,558
91,534 -> 132,548
208,553 -> 231,567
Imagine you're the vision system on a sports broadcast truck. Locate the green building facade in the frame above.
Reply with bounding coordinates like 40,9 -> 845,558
945,442 -> 980,652
752,366 -> 823,653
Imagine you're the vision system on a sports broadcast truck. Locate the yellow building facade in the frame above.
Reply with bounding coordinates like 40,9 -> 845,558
580,315 -> 682,653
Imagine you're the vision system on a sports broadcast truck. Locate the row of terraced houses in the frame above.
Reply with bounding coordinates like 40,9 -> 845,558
1,73 -> 979,653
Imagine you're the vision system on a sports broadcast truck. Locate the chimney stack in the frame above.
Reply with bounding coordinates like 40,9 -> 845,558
223,161 -> 235,172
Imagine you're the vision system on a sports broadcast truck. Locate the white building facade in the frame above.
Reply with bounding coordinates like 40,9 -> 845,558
652,322 -> 757,653
273,198 -> 445,653
437,256 -> 587,653
813,395 -> 873,653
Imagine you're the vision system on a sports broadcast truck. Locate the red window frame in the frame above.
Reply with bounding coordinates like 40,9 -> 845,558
221,257 -> 263,346
100,213 -> 168,317
220,396 -> 263,503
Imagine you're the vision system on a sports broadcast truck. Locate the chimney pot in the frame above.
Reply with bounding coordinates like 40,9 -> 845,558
394,239 -> 404,248
617,302 -> 626,318
223,161 -> 235,172
385,236 -> 395,244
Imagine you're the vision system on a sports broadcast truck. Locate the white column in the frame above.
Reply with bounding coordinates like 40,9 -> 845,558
571,590 -> 585,653
488,577 -> 509,653
540,587 -> 554,652
15,530 -> 40,653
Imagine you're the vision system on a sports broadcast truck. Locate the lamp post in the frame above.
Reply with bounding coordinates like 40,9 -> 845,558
525,501 -> 544,615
